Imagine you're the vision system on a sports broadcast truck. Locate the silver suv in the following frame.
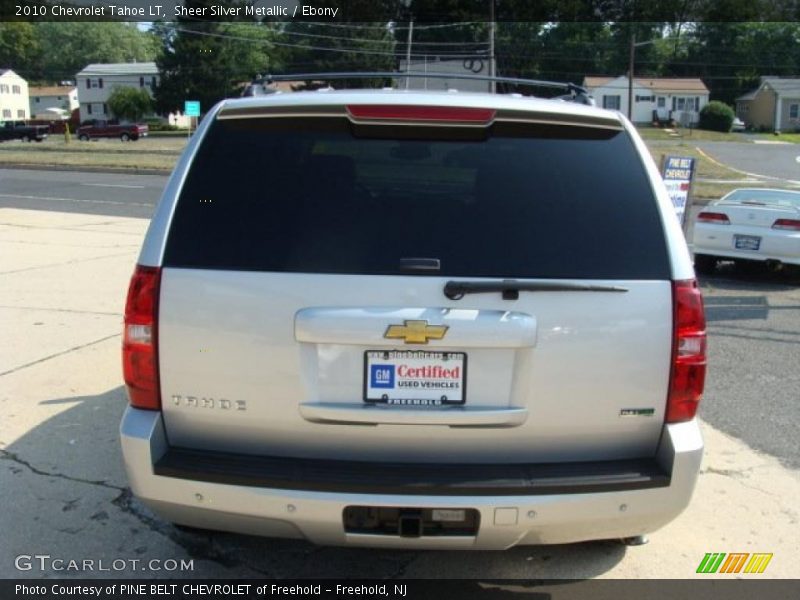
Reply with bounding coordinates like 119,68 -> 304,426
120,83 -> 706,549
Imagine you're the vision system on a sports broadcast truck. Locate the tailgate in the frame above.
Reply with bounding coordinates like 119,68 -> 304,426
159,272 -> 672,463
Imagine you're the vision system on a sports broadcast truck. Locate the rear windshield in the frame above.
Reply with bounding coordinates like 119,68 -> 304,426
163,116 -> 670,279
720,189 -> 800,208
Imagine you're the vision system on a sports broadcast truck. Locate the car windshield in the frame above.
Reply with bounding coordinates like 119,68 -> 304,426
720,189 -> 800,208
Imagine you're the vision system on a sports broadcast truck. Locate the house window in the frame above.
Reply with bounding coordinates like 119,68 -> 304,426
0,84 -> 9,93
2,109 -> 10,118
103,103 -> 108,115
98,78 -> 103,89
657,97 -> 666,108
139,76 -> 145,87
636,95 -> 654,102
603,95 -> 621,110
86,79 -> 92,89
151,76 -> 157,87
17,109 -> 25,118
87,104 -> 92,115
12,85 -> 20,94
35,97 -> 40,103
790,104 -> 799,119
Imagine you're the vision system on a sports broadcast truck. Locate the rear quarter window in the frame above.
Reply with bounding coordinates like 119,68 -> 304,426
163,116 -> 670,279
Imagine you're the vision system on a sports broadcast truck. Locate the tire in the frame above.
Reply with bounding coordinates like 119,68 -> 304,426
130,135 -> 139,141
693,254 -> 716,275
120,133 -> 130,142
79,134 -> 89,141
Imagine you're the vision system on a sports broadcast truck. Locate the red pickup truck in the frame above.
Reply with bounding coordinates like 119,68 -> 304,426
77,120 -> 148,142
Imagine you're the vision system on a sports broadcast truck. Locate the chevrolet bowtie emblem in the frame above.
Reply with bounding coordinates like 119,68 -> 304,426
384,320 -> 448,344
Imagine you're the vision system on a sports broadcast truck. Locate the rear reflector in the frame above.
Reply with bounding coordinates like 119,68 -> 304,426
123,265 -> 161,410
347,104 -> 496,124
667,279 -> 707,423
697,211 -> 730,224
772,218 -> 800,231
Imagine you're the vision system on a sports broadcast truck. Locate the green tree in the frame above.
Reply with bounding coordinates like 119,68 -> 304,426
107,87 -> 153,122
0,22 -> 41,74
154,1 -> 277,113
20,23 -> 158,84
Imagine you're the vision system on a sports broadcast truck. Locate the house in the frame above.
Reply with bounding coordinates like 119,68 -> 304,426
76,62 -> 159,122
0,69 -> 30,121
736,77 -> 800,132
583,76 -> 709,125
29,85 -> 78,119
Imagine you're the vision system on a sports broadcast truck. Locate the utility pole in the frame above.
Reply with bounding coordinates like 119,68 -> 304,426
405,18 -> 414,90
489,1 -> 496,93
628,31 -> 635,120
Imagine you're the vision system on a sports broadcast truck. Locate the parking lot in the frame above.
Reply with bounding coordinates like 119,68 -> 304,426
0,168 -> 798,579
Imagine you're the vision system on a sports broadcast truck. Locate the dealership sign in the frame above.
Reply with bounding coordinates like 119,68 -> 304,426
662,156 -> 696,226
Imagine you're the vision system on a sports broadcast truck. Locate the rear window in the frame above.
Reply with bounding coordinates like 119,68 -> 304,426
163,116 -> 670,279
720,189 -> 800,208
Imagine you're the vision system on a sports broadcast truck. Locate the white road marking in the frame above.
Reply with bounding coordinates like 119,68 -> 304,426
0,192 -> 151,207
81,183 -> 145,189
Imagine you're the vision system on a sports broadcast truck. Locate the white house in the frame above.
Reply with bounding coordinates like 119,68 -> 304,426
583,76 -> 710,125
76,62 -> 159,122
29,85 -> 78,119
0,69 -> 30,121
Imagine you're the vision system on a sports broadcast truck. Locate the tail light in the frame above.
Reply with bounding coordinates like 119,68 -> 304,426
667,279 -> 706,423
697,211 -> 730,224
772,218 -> 800,231
123,265 -> 161,410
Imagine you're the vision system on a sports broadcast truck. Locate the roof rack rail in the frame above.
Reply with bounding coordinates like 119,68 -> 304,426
251,72 -> 595,106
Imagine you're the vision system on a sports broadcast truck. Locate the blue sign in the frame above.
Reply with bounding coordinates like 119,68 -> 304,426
370,365 -> 395,389
184,101 -> 200,117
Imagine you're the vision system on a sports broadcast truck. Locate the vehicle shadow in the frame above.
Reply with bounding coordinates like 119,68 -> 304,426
2,386 -> 627,579
698,261 -> 800,292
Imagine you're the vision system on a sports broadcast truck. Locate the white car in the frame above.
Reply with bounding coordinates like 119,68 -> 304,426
693,188 -> 800,273
119,78 -> 705,549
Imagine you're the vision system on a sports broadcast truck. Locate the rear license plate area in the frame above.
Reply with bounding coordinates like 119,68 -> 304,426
343,506 -> 479,537
734,234 -> 761,251
364,350 -> 466,405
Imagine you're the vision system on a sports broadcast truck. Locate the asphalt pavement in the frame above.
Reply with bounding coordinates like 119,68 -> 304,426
694,140 -> 800,183
0,168 -> 163,219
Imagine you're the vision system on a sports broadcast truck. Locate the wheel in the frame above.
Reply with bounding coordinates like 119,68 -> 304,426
35,137 -> 44,143
693,254 -> 716,275
21,135 -> 30,142
120,133 -> 130,142
130,135 -> 139,141
79,134 -> 89,141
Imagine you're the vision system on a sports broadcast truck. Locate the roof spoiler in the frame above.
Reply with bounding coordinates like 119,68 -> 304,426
248,72 -> 595,106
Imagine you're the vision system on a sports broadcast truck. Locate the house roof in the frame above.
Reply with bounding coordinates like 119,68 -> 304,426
583,76 -> 708,93
0,68 -> 24,80
77,62 -> 158,77
736,89 -> 759,102
29,86 -> 76,97
761,77 -> 800,96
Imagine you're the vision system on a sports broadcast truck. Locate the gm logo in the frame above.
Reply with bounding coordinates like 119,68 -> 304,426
370,365 -> 395,389
696,552 -> 773,574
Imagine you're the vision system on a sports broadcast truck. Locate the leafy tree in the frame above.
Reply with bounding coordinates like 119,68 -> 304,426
18,23 -> 158,84
0,22 -> 41,74
154,1 -> 277,113
107,87 -> 153,122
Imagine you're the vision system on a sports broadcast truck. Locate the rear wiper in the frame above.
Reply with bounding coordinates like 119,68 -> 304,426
444,279 -> 629,300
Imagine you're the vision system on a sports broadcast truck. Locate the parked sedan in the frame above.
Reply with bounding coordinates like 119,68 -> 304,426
693,188 -> 800,273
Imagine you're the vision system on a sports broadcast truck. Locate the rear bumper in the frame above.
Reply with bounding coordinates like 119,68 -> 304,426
120,407 -> 703,549
694,223 -> 800,266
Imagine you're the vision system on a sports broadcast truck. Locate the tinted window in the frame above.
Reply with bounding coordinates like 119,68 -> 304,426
164,117 -> 669,279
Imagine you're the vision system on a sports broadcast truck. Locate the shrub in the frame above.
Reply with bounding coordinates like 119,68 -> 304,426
698,101 -> 735,132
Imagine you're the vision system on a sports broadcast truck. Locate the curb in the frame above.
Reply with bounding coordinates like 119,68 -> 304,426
0,163 -> 170,176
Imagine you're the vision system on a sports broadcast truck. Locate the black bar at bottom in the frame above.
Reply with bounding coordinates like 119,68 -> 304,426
154,447 -> 669,496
